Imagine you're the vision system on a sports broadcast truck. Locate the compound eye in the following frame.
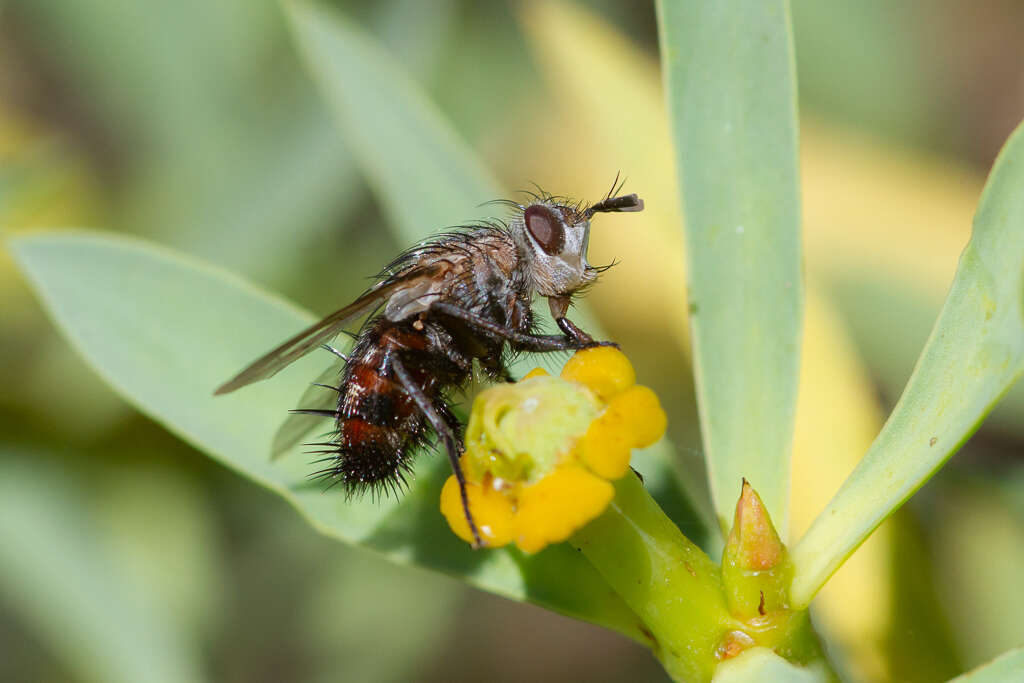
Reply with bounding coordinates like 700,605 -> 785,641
524,205 -> 565,255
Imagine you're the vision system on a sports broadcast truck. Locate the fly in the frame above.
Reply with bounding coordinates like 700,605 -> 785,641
215,180 -> 644,548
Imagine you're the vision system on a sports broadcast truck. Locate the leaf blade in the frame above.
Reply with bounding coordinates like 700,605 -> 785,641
657,0 -> 803,532
949,647 -> 1024,683
9,231 -> 646,641
790,120 -> 1024,607
285,0 -> 500,239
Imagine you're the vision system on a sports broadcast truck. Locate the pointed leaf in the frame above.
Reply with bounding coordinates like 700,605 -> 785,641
286,0 -> 499,237
791,120 -> 1024,607
10,231 -> 647,641
949,648 -> 1024,683
657,0 -> 803,532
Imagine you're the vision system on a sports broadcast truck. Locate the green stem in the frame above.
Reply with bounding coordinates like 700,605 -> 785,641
572,474 -> 837,682
571,474 -> 734,681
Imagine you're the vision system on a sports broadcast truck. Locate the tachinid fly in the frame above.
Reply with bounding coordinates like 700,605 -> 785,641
215,182 -> 644,547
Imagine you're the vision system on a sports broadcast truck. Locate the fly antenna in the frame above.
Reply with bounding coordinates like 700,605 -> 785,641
585,193 -> 644,218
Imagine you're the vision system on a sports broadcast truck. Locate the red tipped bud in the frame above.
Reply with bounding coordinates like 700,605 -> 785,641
722,479 -> 791,618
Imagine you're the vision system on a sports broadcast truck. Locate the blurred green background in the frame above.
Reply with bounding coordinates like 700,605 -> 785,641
1,1 -> 1023,681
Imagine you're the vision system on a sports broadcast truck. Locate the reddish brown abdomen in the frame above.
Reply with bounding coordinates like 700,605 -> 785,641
326,320 -> 442,494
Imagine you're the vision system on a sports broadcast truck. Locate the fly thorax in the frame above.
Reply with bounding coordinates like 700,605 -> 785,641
384,278 -> 444,320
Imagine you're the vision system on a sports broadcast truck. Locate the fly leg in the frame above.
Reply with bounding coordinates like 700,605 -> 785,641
429,302 -> 595,353
553,316 -> 618,349
556,317 -> 595,345
548,295 -> 618,349
436,397 -> 464,443
477,355 -> 515,383
391,353 -> 483,549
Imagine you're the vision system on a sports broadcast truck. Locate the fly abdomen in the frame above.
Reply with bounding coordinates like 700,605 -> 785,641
318,320 -> 435,496
352,392 -> 396,427
329,418 -> 412,495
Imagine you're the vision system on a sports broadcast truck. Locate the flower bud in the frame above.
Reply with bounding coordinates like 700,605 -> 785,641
722,480 -> 791,618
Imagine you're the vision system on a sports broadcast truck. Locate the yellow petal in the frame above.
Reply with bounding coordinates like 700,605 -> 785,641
607,385 -> 667,448
522,367 -> 549,379
560,346 -> 635,400
440,477 -> 515,548
577,415 -> 632,480
514,465 -> 614,553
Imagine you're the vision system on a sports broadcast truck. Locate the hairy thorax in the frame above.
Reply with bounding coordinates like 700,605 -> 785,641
383,228 -> 530,333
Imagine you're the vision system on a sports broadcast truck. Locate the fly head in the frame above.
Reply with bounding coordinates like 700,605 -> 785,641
512,188 -> 643,298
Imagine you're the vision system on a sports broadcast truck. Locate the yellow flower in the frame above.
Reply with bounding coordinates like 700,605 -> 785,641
514,465 -> 614,553
440,347 -> 668,552
561,345 -> 636,400
440,477 -> 516,547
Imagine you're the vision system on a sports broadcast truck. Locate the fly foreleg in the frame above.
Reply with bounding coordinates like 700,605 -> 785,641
555,316 -> 595,346
391,353 -> 483,549
429,301 -> 594,353
548,295 -> 618,349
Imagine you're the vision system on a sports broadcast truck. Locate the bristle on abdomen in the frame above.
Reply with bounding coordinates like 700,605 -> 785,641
312,426 -> 415,498
308,319 -> 437,498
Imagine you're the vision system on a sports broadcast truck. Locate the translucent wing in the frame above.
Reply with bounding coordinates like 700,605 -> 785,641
270,359 -> 344,459
214,268 -> 434,395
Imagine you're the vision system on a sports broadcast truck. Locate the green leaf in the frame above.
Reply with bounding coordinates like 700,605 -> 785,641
711,648 -> 829,683
286,0 -> 500,238
286,0 -> 713,545
949,648 -> 1024,683
656,0 -> 803,533
790,120 -> 1024,607
18,0 -> 365,291
0,453 -> 206,683
137,99 -> 360,285
829,269 -> 1024,439
9,231 -> 646,641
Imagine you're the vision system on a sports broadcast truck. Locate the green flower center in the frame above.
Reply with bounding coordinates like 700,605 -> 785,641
463,376 -> 601,484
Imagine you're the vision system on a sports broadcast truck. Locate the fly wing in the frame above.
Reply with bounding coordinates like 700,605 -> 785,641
214,264 -> 439,395
270,359 -> 344,459
213,296 -> 378,395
